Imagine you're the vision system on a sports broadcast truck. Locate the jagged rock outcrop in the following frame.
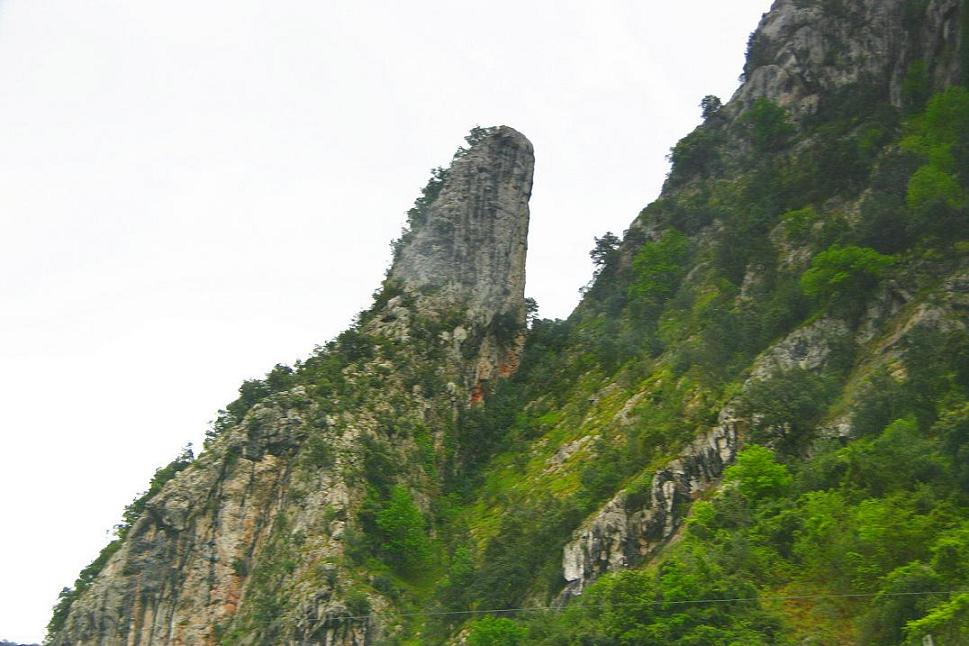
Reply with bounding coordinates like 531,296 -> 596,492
388,126 -> 533,398
730,0 -> 962,118
560,410 -> 741,599
46,0 -> 969,640
48,126 -> 534,646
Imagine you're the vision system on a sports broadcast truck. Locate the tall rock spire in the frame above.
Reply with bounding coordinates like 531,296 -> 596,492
390,125 -> 533,322
382,125 -> 534,399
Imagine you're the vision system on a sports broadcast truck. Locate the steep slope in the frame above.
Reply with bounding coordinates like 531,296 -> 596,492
46,126 -> 534,645
48,0 -> 969,644
422,0 -> 969,643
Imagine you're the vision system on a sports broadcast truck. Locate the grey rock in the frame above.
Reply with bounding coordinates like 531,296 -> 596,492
390,126 -> 533,325
49,127 -> 535,646
561,409 -> 741,600
728,0 -> 962,119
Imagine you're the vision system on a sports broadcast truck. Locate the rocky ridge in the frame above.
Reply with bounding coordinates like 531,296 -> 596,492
48,127 -> 534,646
47,0 -> 969,642
556,0 -> 968,599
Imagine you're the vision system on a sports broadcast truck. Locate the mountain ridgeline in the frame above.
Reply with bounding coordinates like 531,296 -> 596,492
48,0 -> 969,644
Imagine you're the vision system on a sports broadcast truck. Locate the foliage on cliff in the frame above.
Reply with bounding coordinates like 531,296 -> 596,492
425,81 -> 969,646
46,2 -> 969,644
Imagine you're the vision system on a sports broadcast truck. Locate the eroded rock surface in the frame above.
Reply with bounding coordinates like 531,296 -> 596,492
49,126 -> 534,646
730,0 -> 962,118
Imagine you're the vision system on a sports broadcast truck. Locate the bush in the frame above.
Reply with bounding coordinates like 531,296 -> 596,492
667,127 -> 724,184
907,164 -> 963,211
628,230 -> 690,306
374,486 -> 432,576
739,368 -> 834,452
903,593 -> 969,644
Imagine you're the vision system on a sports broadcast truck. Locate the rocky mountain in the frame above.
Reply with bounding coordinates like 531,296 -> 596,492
48,1 -> 969,644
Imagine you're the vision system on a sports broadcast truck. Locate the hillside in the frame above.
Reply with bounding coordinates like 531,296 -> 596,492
47,1 -> 969,644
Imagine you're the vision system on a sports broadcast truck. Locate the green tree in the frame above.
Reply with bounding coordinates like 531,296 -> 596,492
590,231 -> 621,274
741,98 -> 796,152
907,164 -> 963,210
800,244 -> 895,304
375,485 -> 432,576
466,616 -> 529,646
903,593 -> 969,645
629,230 -> 690,304
739,369 -> 833,451
700,94 -> 723,119
724,445 -> 792,502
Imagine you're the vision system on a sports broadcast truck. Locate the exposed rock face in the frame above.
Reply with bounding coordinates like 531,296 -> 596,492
390,126 -> 533,322
560,411 -> 741,599
49,127 -> 533,646
749,317 -> 850,380
558,312 -> 849,598
730,0 -> 962,118
389,126 -> 534,396
560,260 -> 969,597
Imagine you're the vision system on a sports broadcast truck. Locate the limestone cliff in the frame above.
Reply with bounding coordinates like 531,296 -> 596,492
48,0 -> 969,643
731,0 -> 962,117
47,126 -> 534,646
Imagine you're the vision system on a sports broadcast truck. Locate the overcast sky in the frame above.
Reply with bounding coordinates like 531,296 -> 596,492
0,1 -> 771,642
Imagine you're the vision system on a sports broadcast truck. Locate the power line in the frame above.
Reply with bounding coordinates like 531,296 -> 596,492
328,588 -> 969,622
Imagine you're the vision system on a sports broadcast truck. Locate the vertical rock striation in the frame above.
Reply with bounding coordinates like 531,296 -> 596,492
388,126 -> 534,398
390,126 -> 533,322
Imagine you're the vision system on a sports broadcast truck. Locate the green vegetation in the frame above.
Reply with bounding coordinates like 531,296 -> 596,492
467,616 -> 529,645
374,486 -> 433,577
742,98 -> 796,152
629,230 -> 690,304
800,245 -> 896,309
723,446 -> 792,501
401,84 -> 969,644
49,55 -> 969,646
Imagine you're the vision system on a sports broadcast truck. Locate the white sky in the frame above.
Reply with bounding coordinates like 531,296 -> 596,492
0,1 -> 771,642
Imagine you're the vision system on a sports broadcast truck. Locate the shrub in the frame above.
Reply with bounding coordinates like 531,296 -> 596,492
901,60 -> 932,113
374,486 -> 432,576
903,592 -> 969,644
700,95 -> 723,119
739,368 -> 834,451
628,230 -> 690,305
907,164 -> 963,211
667,127 -> 724,184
